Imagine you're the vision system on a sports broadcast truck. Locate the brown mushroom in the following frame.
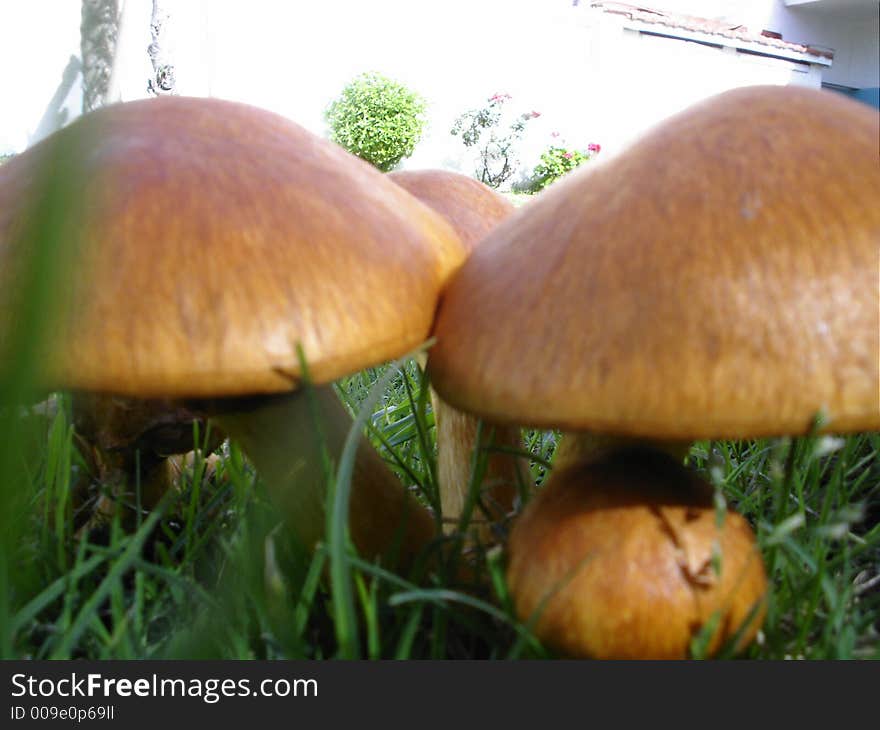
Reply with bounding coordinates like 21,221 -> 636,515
428,85 -> 880,656
0,96 -> 467,569
388,169 -> 530,542
70,393 -> 225,527
508,446 -> 767,658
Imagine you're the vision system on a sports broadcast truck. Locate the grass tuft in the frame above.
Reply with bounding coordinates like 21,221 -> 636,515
2,372 -> 878,658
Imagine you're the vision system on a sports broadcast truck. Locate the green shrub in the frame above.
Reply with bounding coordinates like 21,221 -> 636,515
325,72 -> 427,172
528,143 -> 599,193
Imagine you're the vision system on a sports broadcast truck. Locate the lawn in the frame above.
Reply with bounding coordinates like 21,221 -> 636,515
1,360 -> 877,660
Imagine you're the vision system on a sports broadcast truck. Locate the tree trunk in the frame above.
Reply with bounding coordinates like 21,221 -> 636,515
81,0 -> 120,113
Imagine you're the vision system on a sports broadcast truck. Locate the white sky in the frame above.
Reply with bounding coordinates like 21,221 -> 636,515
2,0 -> 870,160
2,1 -> 82,151
1,0 -> 574,154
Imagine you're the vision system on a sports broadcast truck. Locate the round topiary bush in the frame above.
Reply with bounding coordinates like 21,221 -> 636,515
325,72 -> 427,172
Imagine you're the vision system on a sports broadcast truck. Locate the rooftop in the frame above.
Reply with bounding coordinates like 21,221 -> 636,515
587,2 -> 835,61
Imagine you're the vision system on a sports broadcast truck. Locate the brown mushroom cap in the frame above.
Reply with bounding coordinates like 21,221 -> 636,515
0,97 -> 465,398
507,448 -> 767,659
388,169 -> 514,252
429,86 -> 880,439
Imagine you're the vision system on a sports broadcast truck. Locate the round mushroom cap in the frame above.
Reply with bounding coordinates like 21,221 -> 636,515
0,97 -> 465,398
388,169 -> 514,252
507,448 -> 767,659
430,86 -> 880,439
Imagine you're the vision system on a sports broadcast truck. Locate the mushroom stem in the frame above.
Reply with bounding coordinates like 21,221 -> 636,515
432,390 -> 529,537
214,384 -> 436,568
417,348 -> 529,541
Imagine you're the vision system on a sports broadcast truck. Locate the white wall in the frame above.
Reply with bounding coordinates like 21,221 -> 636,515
564,8 -> 827,162
767,2 -> 880,88
644,0 -> 879,88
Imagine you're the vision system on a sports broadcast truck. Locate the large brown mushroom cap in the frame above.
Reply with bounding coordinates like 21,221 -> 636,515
430,86 -> 880,439
507,448 -> 767,659
388,169 -> 514,252
0,97 -> 465,397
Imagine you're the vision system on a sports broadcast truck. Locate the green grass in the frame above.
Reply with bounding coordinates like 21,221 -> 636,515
1,363 -> 878,660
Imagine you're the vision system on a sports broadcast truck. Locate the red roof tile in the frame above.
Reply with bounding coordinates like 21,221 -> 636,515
588,2 -> 834,60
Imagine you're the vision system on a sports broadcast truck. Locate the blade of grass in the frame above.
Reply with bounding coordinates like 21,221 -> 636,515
49,501 -> 167,659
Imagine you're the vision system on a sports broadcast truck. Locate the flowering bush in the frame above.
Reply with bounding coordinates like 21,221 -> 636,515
528,141 -> 600,193
450,93 -> 540,189
325,72 -> 427,172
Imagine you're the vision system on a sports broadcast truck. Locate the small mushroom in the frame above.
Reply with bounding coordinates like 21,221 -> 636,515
429,85 -> 880,656
70,393 -> 225,527
388,169 -> 529,541
508,446 -> 767,658
0,96 -> 467,569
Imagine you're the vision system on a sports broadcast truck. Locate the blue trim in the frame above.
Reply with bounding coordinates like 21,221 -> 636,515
825,85 -> 880,110
853,88 -> 880,110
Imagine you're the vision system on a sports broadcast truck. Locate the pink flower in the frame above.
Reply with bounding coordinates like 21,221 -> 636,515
530,111 -> 541,118
588,142 -> 601,153
551,131 -> 560,138
563,152 -> 573,159
489,93 -> 512,102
